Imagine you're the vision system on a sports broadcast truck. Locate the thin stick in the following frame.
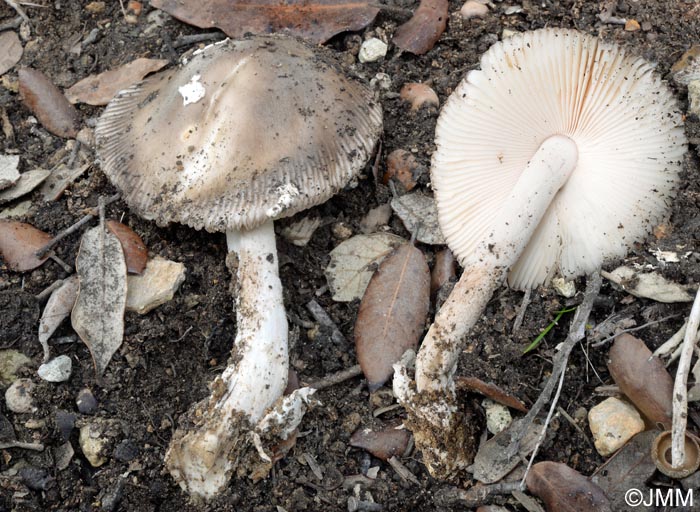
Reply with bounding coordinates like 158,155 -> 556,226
590,314 -> 681,348
173,32 -> 226,48
512,288 -> 531,333
35,278 -> 65,301
49,254 -> 73,273
434,481 -> 523,507
306,299 -> 348,346
654,320 -> 687,359
672,287 -> 700,467
0,440 -> 44,451
305,364 -> 363,391
35,193 -> 120,258
506,273 -> 601,475
4,0 -> 29,23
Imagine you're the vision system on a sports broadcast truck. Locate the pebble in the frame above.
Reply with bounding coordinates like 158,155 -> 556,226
460,0 -> 489,20
0,349 -> 32,385
38,355 -> 72,382
76,388 -> 98,414
370,72 -> 391,90
0,154 -> 20,190
79,423 -> 109,467
126,257 -> 186,314
400,83 -> 439,111
688,80 -> 700,117
113,439 -> 139,462
624,19 -> 641,32
55,409 -> 77,441
5,378 -> 36,413
18,467 -> 53,491
332,222 -> 353,240
588,397 -> 644,456
359,38 -> 388,63
483,398 -> 512,434
54,441 -> 75,470
671,46 -> 700,85
552,277 -> 576,298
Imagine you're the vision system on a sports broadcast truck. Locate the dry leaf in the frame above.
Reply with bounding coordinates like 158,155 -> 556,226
355,244 -> 430,391
106,220 -> 148,275
526,461 -> 612,512
325,233 -> 405,302
591,431 -> 657,512
391,191 -> 445,245
607,333 -> 673,428
65,58 -> 169,105
602,266 -> 694,303
0,169 -> 51,204
71,225 -> 127,377
18,68 -> 80,139
350,425 -> 411,460
38,275 -> 79,362
0,154 -> 20,190
151,0 -> 379,44
0,31 -> 22,76
456,376 -> 528,413
0,220 -> 51,272
392,0 -> 448,55
431,248 -> 455,297
39,163 -> 90,202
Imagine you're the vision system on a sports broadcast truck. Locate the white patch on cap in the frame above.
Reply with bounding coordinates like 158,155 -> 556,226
266,183 -> 300,217
178,75 -> 206,106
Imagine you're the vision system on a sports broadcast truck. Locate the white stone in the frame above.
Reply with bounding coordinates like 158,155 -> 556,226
688,80 -> 700,117
588,397 -> 644,456
483,398 -> 512,435
552,277 -> 576,298
460,0 -> 489,19
359,38 -> 388,63
5,378 -> 36,413
37,355 -> 72,383
79,424 -> 108,467
126,257 -> 186,314
0,155 -> 20,190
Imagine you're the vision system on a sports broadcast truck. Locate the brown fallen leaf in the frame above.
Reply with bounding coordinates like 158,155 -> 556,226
71,225 -> 127,377
430,248 -> 455,298
0,220 -> 51,272
18,68 -> 80,139
151,0 -> 379,44
456,376 -> 528,413
65,58 -> 169,105
0,31 -> 23,76
608,333 -> 673,428
392,0 -> 448,55
38,275 -> 79,362
106,220 -> 148,275
350,425 -> 411,460
526,461 -> 612,512
355,243 -> 430,391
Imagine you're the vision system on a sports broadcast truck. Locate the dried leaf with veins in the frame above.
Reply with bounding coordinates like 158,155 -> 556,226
18,68 -> 80,138
151,0 -> 379,44
354,244 -> 430,391
0,220 -> 51,272
391,191 -> 445,245
392,0 -> 448,55
350,424 -> 411,460
0,31 -> 22,76
71,225 -> 127,377
526,461 -> 612,512
38,275 -> 79,362
106,220 -> 148,275
65,58 -> 169,105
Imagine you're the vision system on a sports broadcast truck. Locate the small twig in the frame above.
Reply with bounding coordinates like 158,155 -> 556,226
4,0 -> 30,24
434,481 -> 522,507
0,440 -> 44,451
305,365 -> 363,391
35,193 -> 120,258
35,278 -> 65,301
507,273 -> 601,479
306,299 -> 348,346
49,253 -> 73,273
171,326 -> 193,343
387,456 -> 419,485
672,287 -> 700,468
512,288 -> 531,333
172,31 -> 226,48
590,314 -> 680,348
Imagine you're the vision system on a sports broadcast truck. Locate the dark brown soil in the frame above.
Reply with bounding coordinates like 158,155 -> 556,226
1,1 -> 700,511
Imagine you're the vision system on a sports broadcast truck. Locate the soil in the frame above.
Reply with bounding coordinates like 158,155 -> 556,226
1,1 -> 700,511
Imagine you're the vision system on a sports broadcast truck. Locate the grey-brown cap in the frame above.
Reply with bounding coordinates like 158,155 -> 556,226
95,36 -> 382,232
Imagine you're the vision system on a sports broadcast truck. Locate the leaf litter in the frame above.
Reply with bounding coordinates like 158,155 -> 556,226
71,223 -> 127,377
0,220 -> 52,272
38,274 -> 79,362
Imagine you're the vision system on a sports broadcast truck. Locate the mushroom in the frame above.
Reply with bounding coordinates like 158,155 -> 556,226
393,28 -> 687,477
95,36 -> 382,497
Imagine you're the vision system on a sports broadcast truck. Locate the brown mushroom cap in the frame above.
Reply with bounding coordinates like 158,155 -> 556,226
95,36 -> 382,232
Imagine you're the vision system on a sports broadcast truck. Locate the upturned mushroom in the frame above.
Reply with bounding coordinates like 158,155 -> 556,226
393,28 -> 687,477
95,36 -> 382,498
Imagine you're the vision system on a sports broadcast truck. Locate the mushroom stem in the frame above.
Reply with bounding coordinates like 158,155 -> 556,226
416,135 -> 578,392
165,219 -> 290,498
396,135 -> 578,477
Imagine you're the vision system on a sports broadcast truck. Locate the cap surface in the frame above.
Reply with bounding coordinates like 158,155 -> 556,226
96,36 -> 382,232
432,28 -> 687,289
